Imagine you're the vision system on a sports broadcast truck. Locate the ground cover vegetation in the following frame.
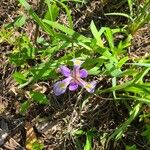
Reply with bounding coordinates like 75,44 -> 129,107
0,0 -> 150,149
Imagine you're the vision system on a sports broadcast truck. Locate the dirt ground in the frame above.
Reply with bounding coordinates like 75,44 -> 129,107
0,0 -> 150,150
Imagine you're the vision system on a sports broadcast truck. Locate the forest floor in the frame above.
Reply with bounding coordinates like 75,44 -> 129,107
0,0 -> 150,150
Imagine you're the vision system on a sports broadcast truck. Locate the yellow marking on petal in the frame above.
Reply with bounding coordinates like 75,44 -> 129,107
59,82 -> 66,89
73,59 -> 83,66
85,83 -> 93,89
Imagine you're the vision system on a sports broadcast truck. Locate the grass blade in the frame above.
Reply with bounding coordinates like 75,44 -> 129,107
18,0 -> 54,35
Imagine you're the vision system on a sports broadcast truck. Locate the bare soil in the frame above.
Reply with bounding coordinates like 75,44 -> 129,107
0,0 -> 150,150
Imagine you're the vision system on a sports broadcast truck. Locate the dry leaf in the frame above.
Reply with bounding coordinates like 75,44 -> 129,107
4,138 -> 24,150
0,119 -> 8,146
25,122 -> 37,150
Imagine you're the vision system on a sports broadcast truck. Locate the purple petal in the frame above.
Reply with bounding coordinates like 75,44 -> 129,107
53,77 -> 72,96
69,82 -> 78,91
84,81 -> 97,93
72,65 -> 80,78
58,66 -> 71,77
80,69 -> 88,78
76,78 -> 87,87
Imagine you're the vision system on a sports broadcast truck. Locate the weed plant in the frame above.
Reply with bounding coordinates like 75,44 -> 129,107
0,0 -> 150,149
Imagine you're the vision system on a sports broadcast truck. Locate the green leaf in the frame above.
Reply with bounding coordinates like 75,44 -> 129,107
105,63 -> 122,77
108,103 -> 142,141
55,0 -> 73,29
43,20 -> 91,43
90,20 -> 104,47
142,125 -> 150,141
126,145 -> 138,150
117,56 -> 129,68
29,61 -> 58,81
18,0 -> 54,35
32,141 -> 44,150
10,48 -> 35,66
20,101 -> 30,114
133,68 -> 150,84
104,28 -> 114,50
88,66 -> 100,75
84,132 -> 93,150
14,15 -> 26,27
72,129 -> 85,136
127,63 -> 150,67
97,80 -> 134,94
127,0 -> 133,17
44,1 -> 59,22
9,35 -> 35,66
30,91 -> 48,105
13,72 -> 27,84
5,15 -> 26,28
96,47 -> 118,63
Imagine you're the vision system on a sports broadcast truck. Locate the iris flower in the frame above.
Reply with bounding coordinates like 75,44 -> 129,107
53,59 -> 97,96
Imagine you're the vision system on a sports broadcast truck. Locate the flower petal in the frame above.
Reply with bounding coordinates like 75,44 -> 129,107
72,58 -> 84,67
84,81 -> 97,93
69,82 -> 78,91
53,77 -> 72,96
58,66 -> 71,77
80,69 -> 88,78
72,65 -> 80,78
75,78 -> 97,93
76,78 -> 87,87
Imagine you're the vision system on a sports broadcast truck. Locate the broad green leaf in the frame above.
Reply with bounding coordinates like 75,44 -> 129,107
18,0 -> 30,10
125,84 -> 150,97
18,0 -> 54,35
10,47 -> 35,66
105,63 -> 122,77
142,125 -> 150,141
104,28 -> 114,50
133,68 -> 150,83
126,145 -> 138,150
14,15 -> 26,27
44,1 -> 59,22
6,15 -> 26,28
90,21 -> 104,47
117,56 -> 129,68
97,80 -> 134,94
84,132 -> 93,150
30,91 -> 48,105
43,20 -> 91,43
88,66 -> 100,75
127,0 -> 133,17
20,101 -> 30,114
32,141 -> 44,150
13,72 -> 27,84
96,47 -> 118,63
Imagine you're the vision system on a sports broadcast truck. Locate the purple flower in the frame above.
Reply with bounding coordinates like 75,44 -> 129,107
53,59 -> 97,96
